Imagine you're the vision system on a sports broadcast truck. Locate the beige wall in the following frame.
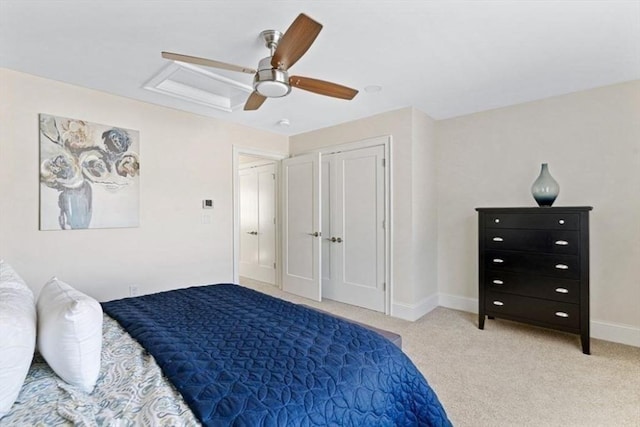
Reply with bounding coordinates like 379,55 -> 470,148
0,68 -> 288,301
3,67 -> 638,340
290,107 -> 440,313
412,109 -> 439,301
436,81 -> 640,330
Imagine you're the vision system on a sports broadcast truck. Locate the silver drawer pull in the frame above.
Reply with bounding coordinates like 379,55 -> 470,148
492,279 -> 504,285
493,301 -> 504,306
555,311 -> 569,318
555,240 -> 569,246
555,264 -> 569,270
555,288 -> 569,294
494,218 -> 500,223
492,237 -> 504,242
493,258 -> 504,263
558,219 -> 565,224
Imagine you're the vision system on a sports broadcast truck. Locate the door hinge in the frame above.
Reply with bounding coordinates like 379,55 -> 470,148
272,173 -> 275,180
382,158 -> 386,167
273,217 -> 276,225
382,282 -> 386,291
382,219 -> 385,229
273,263 -> 276,269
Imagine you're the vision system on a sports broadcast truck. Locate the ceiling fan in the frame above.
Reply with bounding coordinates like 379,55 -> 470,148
161,13 -> 359,111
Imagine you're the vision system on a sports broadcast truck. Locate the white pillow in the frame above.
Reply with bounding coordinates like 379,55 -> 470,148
37,277 -> 103,393
0,259 -> 32,296
0,261 -> 36,418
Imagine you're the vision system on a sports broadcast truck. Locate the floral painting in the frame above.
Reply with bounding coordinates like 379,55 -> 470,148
39,114 -> 140,230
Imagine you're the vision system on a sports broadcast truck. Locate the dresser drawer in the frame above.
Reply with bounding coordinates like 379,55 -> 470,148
485,213 -> 579,230
486,250 -> 580,279
486,291 -> 579,329
486,270 -> 579,303
485,229 -> 579,255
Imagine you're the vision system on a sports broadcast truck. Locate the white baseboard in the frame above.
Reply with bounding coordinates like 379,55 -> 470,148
591,319 -> 640,348
436,293 -> 640,348
392,293 -> 439,321
438,292 -> 478,314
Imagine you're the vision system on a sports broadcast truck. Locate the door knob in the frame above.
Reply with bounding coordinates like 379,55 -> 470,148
307,232 -> 320,237
336,237 -> 343,243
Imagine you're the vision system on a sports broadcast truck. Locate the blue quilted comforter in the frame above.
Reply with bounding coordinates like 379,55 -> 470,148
102,284 -> 451,426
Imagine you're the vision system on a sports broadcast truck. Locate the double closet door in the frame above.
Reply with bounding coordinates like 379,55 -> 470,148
239,163 -> 276,284
282,144 -> 386,312
322,146 -> 386,312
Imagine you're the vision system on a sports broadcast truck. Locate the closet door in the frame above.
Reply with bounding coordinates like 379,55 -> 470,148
239,163 -> 276,284
281,153 -> 322,301
323,145 -> 385,312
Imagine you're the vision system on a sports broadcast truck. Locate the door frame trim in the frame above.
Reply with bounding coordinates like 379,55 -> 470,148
296,135 -> 393,315
232,146 -> 287,286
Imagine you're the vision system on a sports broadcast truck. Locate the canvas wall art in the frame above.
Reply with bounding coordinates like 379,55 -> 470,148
39,114 -> 140,230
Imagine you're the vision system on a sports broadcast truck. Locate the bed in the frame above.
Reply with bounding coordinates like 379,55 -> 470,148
2,283 -> 451,426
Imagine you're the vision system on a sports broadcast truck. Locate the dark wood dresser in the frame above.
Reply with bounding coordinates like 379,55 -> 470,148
476,207 -> 592,354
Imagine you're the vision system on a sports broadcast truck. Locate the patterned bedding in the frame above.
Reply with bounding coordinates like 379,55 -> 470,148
103,284 -> 451,426
0,316 -> 198,426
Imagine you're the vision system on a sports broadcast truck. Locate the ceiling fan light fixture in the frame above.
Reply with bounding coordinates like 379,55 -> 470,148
256,80 -> 290,97
254,68 -> 291,97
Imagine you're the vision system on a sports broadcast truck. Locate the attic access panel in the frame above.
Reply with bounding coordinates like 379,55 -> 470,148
144,62 -> 253,112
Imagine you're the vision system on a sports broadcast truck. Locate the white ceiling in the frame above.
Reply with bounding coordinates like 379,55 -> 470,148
1,1 -> 639,136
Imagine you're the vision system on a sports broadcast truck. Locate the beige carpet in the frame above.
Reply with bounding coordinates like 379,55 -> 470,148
239,277 -> 640,427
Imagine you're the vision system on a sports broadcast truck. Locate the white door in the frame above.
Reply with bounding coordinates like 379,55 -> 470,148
322,145 -> 385,312
239,163 -> 276,284
281,153 -> 322,301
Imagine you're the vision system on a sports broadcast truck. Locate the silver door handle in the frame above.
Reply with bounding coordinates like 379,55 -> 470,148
555,311 -> 569,318
493,301 -> 504,306
555,240 -> 569,246
246,231 -> 258,235
307,232 -> 320,237
493,258 -> 504,263
555,264 -> 569,270
492,279 -> 504,285
555,288 -> 569,294
492,237 -> 504,242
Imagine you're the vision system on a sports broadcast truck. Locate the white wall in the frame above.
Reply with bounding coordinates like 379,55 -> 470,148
0,68 -> 288,301
436,81 -> 640,341
290,107 -> 440,318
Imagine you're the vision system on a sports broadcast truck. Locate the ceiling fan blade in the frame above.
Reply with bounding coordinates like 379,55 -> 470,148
290,76 -> 359,100
244,91 -> 267,110
161,51 -> 256,74
271,14 -> 322,70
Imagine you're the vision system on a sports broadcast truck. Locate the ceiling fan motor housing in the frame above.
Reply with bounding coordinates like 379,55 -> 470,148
254,56 -> 291,97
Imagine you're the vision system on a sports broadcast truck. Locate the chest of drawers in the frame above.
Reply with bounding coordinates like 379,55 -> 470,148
476,207 -> 592,354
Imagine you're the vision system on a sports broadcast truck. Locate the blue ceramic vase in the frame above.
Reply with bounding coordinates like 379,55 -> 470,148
531,163 -> 559,207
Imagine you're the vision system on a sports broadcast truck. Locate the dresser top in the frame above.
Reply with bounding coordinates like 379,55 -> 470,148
475,206 -> 593,213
